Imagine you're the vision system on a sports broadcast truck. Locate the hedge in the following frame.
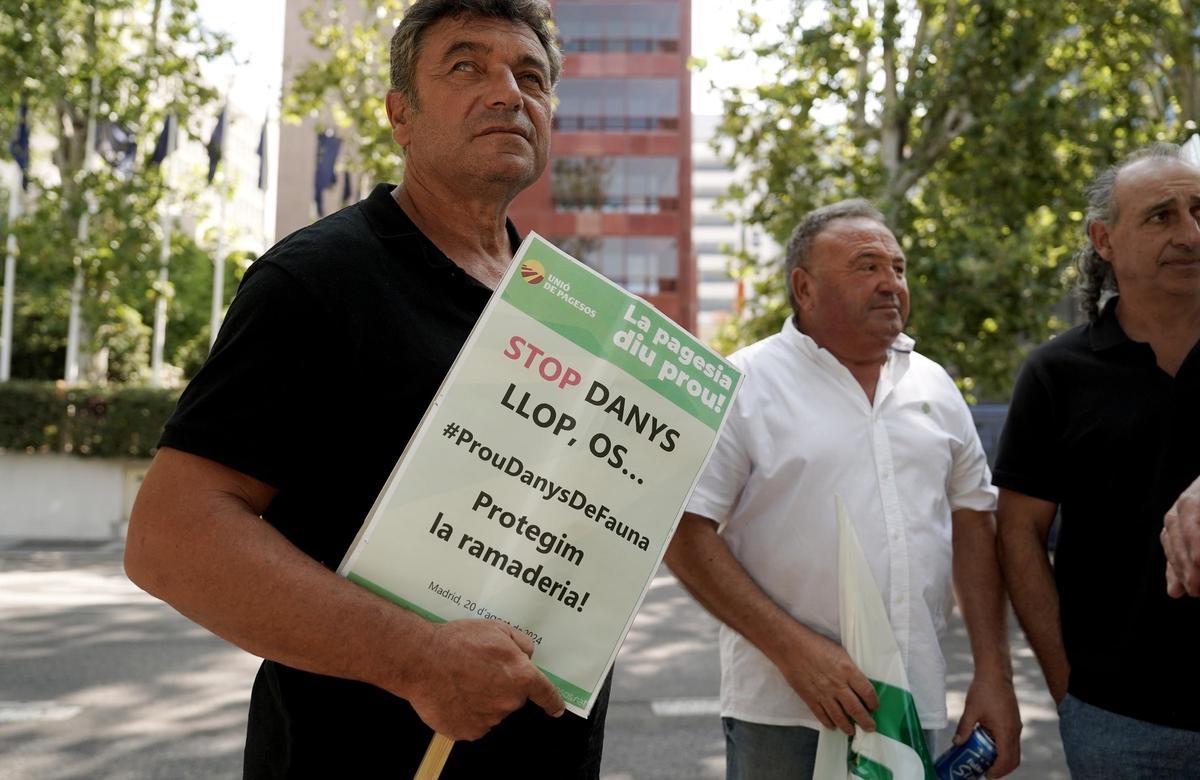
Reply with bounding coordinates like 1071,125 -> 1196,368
0,381 -> 181,458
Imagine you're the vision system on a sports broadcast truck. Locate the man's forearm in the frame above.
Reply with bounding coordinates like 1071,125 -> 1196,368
951,510 -> 1013,678
125,448 -> 565,740
125,451 -> 436,698
664,512 -> 881,734
665,513 -> 812,663
996,493 -> 1069,702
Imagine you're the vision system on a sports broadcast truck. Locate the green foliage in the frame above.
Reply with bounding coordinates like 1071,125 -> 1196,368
0,0 -> 232,382
0,380 -> 180,458
94,304 -> 150,384
283,0 -> 408,186
710,0 -> 1197,401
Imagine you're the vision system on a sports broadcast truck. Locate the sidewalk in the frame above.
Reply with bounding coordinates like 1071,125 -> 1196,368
0,545 -> 1068,778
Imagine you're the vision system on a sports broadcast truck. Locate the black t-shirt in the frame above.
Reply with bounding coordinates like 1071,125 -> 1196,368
160,183 -> 609,777
993,297 -> 1200,731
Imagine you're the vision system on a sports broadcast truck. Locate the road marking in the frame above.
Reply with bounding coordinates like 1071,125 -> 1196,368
650,697 -> 721,717
0,701 -> 83,723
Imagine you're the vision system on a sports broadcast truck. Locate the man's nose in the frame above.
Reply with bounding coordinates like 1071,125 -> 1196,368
486,68 -> 523,111
1176,209 -> 1200,248
877,267 -> 905,293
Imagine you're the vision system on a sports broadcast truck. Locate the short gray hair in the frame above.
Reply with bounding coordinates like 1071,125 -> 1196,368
1076,142 -> 1188,319
783,199 -> 889,315
389,0 -> 562,109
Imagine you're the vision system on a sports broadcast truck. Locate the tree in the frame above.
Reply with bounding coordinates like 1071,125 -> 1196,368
709,0 -> 1195,401
283,0 -> 408,188
0,0 -> 231,382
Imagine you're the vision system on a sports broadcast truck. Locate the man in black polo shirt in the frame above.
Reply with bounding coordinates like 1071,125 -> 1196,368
124,1 -> 611,776
994,143 -> 1200,778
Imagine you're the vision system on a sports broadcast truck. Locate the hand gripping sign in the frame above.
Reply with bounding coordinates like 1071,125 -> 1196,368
337,233 -> 742,777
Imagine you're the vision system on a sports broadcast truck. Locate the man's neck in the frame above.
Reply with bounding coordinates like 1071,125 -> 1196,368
1115,293 -> 1200,376
797,316 -> 889,403
392,175 -> 516,289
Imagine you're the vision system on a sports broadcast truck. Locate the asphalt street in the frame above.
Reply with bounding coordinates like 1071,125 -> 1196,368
0,544 -> 1068,779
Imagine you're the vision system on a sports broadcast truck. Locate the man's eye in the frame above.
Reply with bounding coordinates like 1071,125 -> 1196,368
1149,211 -> 1168,223
452,61 -> 476,73
520,73 -> 545,87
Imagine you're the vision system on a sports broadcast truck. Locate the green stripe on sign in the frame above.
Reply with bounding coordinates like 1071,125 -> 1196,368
502,235 -> 740,431
848,678 -> 936,779
537,667 -> 592,710
347,572 -> 596,710
347,573 -> 448,624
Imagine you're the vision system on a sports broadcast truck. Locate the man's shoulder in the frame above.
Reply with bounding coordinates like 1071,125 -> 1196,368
728,330 -> 789,370
1029,321 -> 1090,361
254,203 -> 382,285
1014,322 -> 1093,385
903,347 -> 962,395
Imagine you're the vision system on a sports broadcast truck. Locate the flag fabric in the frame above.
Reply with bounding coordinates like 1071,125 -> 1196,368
1183,133 -> 1200,167
8,102 -> 30,191
255,119 -> 268,191
149,114 -> 177,168
96,121 -> 138,177
206,106 -> 227,184
313,130 -> 342,216
812,498 -> 936,779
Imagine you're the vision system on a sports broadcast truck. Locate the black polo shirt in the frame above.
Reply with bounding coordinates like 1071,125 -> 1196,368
160,183 -> 609,777
993,297 -> 1200,731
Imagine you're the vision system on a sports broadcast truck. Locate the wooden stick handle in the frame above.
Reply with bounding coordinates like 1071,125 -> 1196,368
414,732 -> 455,780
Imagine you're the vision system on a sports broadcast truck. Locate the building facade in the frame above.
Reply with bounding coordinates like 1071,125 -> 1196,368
509,0 -> 695,331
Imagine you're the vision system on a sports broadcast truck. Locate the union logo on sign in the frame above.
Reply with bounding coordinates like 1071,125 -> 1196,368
520,260 -> 545,285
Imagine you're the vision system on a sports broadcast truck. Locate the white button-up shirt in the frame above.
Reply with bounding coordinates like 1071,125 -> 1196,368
686,318 -> 997,729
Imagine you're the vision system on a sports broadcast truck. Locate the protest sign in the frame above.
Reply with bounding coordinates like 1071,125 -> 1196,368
339,233 -> 742,716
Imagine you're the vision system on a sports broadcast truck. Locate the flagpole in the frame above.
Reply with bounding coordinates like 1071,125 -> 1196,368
65,73 -> 101,385
150,116 -> 176,387
209,100 -> 229,351
260,113 -> 272,250
210,192 -> 226,349
0,168 -> 19,382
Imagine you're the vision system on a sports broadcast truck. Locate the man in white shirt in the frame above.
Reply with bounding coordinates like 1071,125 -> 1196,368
665,200 -> 1020,779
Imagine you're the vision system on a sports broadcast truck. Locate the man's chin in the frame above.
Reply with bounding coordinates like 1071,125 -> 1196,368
477,157 -> 543,190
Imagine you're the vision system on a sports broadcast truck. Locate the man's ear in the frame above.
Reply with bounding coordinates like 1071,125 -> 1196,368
791,266 -> 814,312
1088,219 -> 1114,263
385,90 -> 411,148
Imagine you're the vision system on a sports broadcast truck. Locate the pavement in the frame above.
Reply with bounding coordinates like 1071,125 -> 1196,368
0,541 -> 1068,779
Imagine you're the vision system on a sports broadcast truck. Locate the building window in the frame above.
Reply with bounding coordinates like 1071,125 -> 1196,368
555,3 -> 680,53
557,236 -> 678,294
553,79 -> 679,132
551,156 -> 679,212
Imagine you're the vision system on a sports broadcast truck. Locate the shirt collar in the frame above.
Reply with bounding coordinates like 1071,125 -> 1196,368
1088,295 -> 1131,352
359,182 -> 522,262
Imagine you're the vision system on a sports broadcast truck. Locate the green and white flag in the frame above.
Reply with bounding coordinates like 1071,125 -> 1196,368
813,497 -> 936,779
338,233 -> 742,716
1183,133 -> 1200,166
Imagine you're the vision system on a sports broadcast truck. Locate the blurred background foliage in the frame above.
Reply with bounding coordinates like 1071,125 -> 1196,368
0,0 -> 240,384
706,0 -> 1198,401
283,0 -> 409,187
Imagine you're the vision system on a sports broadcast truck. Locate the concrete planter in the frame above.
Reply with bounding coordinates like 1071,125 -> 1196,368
0,452 -> 149,541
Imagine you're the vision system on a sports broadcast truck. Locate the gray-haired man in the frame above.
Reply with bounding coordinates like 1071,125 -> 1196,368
666,200 -> 1020,779
996,143 -> 1200,778
124,1 -> 609,776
